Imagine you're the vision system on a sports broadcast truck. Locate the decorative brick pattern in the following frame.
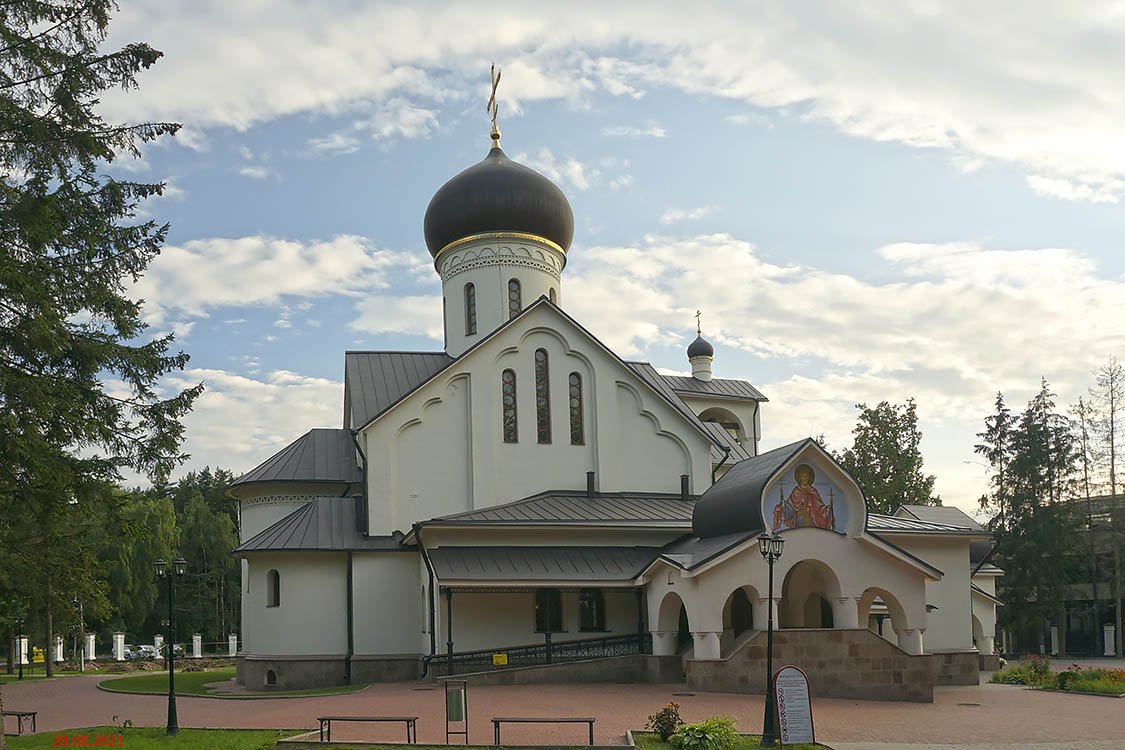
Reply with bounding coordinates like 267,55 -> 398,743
684,628 -> 935,703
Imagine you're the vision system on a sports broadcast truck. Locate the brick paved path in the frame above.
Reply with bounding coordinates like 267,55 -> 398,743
2,674 -> 1124,746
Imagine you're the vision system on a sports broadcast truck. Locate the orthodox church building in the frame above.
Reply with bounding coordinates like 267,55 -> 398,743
227,116 -> 1001,701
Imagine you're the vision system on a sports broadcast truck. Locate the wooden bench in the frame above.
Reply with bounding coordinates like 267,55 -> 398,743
491,716 -> 595,746
316,715 -> 417,743
2,710 -> 37,736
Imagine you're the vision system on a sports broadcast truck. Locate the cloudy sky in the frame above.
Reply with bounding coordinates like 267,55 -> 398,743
104,2 -> 1125,515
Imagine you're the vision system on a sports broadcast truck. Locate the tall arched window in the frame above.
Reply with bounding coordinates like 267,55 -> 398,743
568,372 -> 583,445
502,369 -> 518,443
267,569 -> 280,607
579,588 -> 606,631
535,349 -> 551,443
549,287 -> 557,304
464,283 -> 477,335
535,588 -> 563,632
508,278 -> 521,319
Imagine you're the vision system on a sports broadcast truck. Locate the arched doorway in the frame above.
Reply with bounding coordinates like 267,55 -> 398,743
698,407 -> 745,443
972,614 -> 984,650
779,560 -> 841,628
720,586 -> 758,654
656,591 -> 693,657
858,587 -> 909,646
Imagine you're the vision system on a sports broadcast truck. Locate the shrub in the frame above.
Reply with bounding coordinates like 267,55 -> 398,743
669,717 -> 739,750
1028,654 -> 1052,678
646,702 -> 684,741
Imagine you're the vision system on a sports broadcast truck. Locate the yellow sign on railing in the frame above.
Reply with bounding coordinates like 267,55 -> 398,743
492,653 -> 508,666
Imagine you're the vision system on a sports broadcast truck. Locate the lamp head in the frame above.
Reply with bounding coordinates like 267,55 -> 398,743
770,534 -> 785,559
154,558 -> 168,578
757,533 -> 771,559
173,557 -> 188,577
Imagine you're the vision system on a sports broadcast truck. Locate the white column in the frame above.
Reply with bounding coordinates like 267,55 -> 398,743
154,633 -> 164,653
1049,626 -> 1059,656
980,635 -> 995,656
691,631 -> 721,660
17,635 -> 28,665
85,633 -> 96,661
228,633 -> 238,657
112,632 -> 125,661
897,627 -> 924,655
1105,625 -> 1117,657
54,635 -> 64,662
192,633 -> 202,659
755,597 -> 779,628
833,597 -> 859,628
651,631 -> 676,656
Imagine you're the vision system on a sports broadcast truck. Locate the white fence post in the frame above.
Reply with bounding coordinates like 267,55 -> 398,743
112,632 -> 125,661
192,633 -> 202,659
1105,624 -> 1117,657
228,633 -> 238,657
54,635 -> 64,662
16,635 -> 28,665
85,633 -> 96,661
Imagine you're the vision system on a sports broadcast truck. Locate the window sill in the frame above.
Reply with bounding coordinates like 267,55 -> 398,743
579,628 -> 610,633
534,630 -> 568,634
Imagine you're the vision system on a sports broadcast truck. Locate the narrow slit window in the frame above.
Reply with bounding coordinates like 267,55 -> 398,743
464,283 -> 477,335
535,349 -> 551,443
508,278 -> 522,319
502,369 -> 518,443
267,569 -> 280,607
569,372 -> 584,445
549,287 -> 557,304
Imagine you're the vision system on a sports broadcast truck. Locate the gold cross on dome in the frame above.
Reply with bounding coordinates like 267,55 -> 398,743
487,63 -> 502,140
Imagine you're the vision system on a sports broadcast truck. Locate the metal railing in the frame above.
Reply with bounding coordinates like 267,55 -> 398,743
424,632 -> 652,676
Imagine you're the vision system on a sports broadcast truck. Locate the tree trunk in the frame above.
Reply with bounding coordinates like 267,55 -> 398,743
45,573 -> 54,678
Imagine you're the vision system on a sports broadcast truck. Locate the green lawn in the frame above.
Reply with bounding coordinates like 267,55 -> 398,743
6,727 -> 295,749
634,730 -> 826,750
99,669 -> 366,698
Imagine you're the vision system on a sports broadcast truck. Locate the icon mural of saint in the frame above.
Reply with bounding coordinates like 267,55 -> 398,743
772,464 -> 835,531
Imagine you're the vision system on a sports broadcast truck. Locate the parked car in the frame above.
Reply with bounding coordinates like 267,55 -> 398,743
122,644 -> 137,660
137,644 -> 159,660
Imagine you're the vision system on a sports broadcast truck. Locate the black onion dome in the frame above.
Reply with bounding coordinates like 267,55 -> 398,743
687,335 -> 714,359
423,144 -> 575,258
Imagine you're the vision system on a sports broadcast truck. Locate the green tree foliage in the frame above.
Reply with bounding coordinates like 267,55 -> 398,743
983,380 -> 1082,647
834,399 -> 940,515
0,0 -> 200,695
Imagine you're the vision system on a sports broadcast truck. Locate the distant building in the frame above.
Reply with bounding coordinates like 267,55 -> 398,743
226,121 -> 999,700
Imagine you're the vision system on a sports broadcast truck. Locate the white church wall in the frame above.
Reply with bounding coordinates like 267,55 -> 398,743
352,552 -> 422,656
442,588 -> 640,653
891,535 -> 974,651
236,484 -> 350,542
242,552 -> 347,656
363,304 -> 713,535
678,394 -> 760,456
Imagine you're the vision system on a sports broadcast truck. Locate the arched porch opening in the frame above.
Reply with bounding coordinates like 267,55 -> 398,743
698,407 -> 746,443
858,587 -> 914,651
655,590 -> 693,657
720,585 -> 760,653
972,614 -> 984,649
779,559 -> 841,628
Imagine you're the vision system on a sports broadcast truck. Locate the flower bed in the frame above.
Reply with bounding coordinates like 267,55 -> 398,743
990,655 -> 1125,695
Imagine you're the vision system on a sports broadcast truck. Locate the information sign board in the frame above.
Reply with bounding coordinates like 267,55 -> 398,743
492,653 -> 508,666
773,665 -> 814,746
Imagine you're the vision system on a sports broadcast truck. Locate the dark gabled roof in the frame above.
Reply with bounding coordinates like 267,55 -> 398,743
897,504 -> 984,531
345,351 -> 454,427
428,546 -> 659,582
428,491 -> 696,526
657,529 -> 761,571
662,375 -> 768,402
229,428 -> 361,489
971,583 -> 1004,605
693,439 -> 813,538
232,496 -> 405,554
866,514 -> 981,534
702,422 -> 754,463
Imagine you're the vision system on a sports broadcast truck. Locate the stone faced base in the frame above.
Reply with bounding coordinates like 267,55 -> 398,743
933,649 -> 982,685
685,628 -> 935,702
237,654 -> 421,690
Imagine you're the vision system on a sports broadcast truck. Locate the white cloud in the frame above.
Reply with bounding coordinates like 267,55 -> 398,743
515,148 -> 598,191
101,2 -> 1125,200
132,234 -> 428,325
563,233 -> 1125,510
350,295 -> 444,341
1026,175 -> 1119,204
239,165 -> 274,180
602,123 -> 666,138
660,206 -> 715,224
608,174 -> 634,191
307,132 -> 361,156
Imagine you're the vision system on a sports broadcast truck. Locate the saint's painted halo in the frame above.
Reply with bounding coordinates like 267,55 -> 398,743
794,463 -> 815,484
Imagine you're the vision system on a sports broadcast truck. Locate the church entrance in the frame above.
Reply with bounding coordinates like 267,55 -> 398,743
779,559 -> 840,628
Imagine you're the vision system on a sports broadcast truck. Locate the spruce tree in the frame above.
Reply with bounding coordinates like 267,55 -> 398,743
0,0 -> 200,703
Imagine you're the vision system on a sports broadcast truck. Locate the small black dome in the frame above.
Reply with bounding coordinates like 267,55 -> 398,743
423,144 -> 574,258
687,335 -> 714,359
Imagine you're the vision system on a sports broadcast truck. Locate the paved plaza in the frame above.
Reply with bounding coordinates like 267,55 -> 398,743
2,667 -> 1125,748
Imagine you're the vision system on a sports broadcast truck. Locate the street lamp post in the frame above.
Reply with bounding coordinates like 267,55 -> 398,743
154,557 -> 188,735
757,533 -> 785,748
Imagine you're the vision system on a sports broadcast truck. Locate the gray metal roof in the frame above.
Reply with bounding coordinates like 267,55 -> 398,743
657,529 -> 760,571
346,351 -> 454,428
693,439 -> 813,538
233,496 -> 405,555
971,583 -> 1003,605
428,546 -> 660,582
702,422 -> 754,463
867,514 -> 979,534
429,491 -> 696,526
662,375 -> 768,402
897,504 -> 984,531
230,428 -> 361,489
